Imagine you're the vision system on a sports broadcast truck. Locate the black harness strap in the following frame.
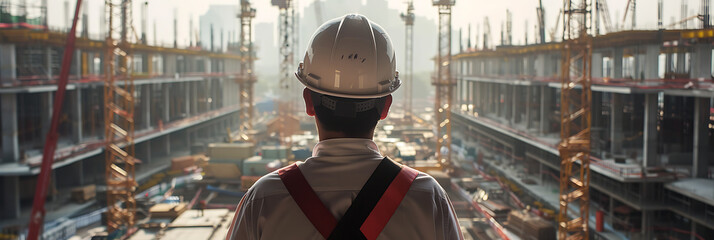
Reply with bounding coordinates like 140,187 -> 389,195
327,158 -> 402,240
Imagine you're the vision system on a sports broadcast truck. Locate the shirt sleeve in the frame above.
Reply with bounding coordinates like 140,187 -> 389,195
437,191 -> 465,240
226,190 -> 256,240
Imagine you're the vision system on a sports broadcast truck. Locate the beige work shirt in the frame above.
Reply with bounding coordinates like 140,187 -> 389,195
226,138 -> 463,240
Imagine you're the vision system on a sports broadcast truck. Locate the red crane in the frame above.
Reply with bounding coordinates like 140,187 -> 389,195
27,0 -> 83,239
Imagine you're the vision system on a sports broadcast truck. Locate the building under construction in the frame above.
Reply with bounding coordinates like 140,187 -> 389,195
0,0 -> 712,240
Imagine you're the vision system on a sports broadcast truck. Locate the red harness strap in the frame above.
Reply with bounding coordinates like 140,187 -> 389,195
278,162 -> 419,240
278,164 -> 337,239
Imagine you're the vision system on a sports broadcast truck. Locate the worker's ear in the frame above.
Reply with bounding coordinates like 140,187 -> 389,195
380,95 -> 392,120
303,88 -> 316,116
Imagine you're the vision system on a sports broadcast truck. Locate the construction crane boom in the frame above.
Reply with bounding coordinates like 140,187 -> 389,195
401,0 -> 414,122
432,0 -> 455,172
558,0 -> 592,239
26,0 -> 82,239
537,0 -> 546,43
598,0 -> 614,34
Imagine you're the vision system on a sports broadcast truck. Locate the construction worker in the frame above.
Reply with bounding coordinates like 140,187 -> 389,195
227,14 -> 463,240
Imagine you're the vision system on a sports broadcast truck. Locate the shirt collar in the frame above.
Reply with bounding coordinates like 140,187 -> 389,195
311,138 -> 382,158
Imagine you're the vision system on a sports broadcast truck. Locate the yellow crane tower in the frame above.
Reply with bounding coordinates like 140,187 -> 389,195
432,0 -> 455,172
401,0 -> 415,124
558,0 -> 593,239
104,0 -> 137,233
272,0 -> 298,146
238,0 -> 256,141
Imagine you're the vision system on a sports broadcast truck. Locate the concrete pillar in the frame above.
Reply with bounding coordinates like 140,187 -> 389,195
613,48 -> 623,78
693,97 -> 711,178
71,89 -> 83,143
643,93 -> 658,167
539,86 -> 551,135
611,93 -> 624,155
592,52 -> 603,78
690,44 -> 713,79
643,45 -> 660,79
164,135 -> 171,156
205,79 -> 211,111
526,87 -> 532,129
0,44 -> 17,86
41,92 -> 52,143
2,93 -> 19,162
676,50 -> 687,75
185,82 -> 191,117
191,81 -> 198,114
145,140 -> 152,164
142,85 -> 151,129
641,210 -> 651,239
691,222 -> 697,240
46,47 -> 53,80
163,83 -> 170,123
592,91 -> 604,153
0,177 -> 20,219
511,86 -> 518,124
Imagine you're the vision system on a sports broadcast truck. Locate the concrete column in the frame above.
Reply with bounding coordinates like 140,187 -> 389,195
643,93 -> 658,167
539,86 -> 551,134
71,89 -> 83,143
592,91 -> 604,153
511,85 -> 518,124
592,52 -> 603,78
205,79 -> 211,111
163,83 -> 170,123
676,50 -> 686,75
0,177 -> 20,219
46,47 -> 53,79
525,86 -> 532,129
690,44 -> 713,79
693,97 -> 711,178
691,222 -> 697,240
191,81 -> 198,114
145,140 -> 152,164
643,45 -> 660,79
0,44 -> 17,86
2,93 -> 19,162
142,85 -> 151,129
613,48 -> 623,78
641,210 -> 651,239
535,54 -> 546,77
611,93 -> 624,155
165,135 -> 171,156
41,92 -> 52,143
184,82 -> 191,117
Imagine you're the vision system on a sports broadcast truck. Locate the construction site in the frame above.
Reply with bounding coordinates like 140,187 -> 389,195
0,0 -> 712,239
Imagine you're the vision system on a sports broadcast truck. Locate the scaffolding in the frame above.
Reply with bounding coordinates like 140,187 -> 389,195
558,0 -> 592,239
432,0 -> 455,172
104,0 -> 137,233
238,0 -> 256,141
401,0 -> 414,123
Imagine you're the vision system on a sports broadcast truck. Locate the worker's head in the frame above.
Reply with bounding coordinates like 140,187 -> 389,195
296,14 -> 399,138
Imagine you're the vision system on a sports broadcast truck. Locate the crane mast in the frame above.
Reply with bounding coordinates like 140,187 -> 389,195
401,0 -> 415,123
238,0 -> 256,141
432,0 -> 455,172
272,0 -> 297,145
558,0 -> 592,239
104,0 -> 138,234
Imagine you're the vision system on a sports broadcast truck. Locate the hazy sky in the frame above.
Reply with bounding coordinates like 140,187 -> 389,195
40,0 -> 697,46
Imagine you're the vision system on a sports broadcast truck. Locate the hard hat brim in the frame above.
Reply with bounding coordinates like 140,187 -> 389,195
295,72 -> 400,99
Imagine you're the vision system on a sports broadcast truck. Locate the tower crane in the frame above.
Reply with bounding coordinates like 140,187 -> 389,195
483,17 -> 491,50
104,0 -> 138,234
537,0 -> 546,43
27,0 -> 82,238
432,0 -> 455,172
558,0 -> 593,239
401,0 -> 414,123
597,0 -> 614,34
272,0 -> 297,145
237,0 -> 256,141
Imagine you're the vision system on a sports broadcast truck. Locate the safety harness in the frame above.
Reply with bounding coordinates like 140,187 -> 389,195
278,157 -> 419,240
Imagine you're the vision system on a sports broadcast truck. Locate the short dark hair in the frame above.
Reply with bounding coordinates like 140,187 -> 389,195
310,90 -> 387,136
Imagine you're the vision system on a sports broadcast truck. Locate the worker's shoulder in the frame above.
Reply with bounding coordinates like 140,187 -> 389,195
243,170 -> 288,201
408,170 -> 449,199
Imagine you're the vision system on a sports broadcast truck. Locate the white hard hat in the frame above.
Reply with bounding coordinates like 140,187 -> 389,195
295,14 -> 400,99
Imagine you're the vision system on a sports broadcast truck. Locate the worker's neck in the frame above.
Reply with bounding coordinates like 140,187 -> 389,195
318,130 -> 374,141
315,122 -> 375,141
